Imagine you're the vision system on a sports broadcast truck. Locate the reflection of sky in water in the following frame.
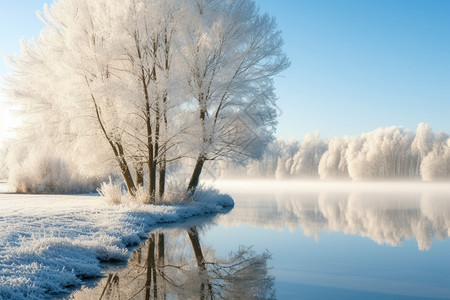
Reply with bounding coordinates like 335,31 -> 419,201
203,181 -> 450,300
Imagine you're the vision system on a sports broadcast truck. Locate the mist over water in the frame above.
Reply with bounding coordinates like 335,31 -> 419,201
213,180 -> 450,251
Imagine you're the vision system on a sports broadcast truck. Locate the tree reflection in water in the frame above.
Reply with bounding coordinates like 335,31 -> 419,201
73,227 -> 275,300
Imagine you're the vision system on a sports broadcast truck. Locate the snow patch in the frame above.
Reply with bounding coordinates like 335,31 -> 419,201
0,190 -> 233,299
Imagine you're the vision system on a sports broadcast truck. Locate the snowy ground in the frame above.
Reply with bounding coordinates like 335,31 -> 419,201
0,183 -> 233,299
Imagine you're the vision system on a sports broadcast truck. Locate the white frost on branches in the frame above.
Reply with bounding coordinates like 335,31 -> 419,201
4,0 -> 289,197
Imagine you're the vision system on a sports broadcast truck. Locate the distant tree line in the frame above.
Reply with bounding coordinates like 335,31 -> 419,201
213,123 -> 450,181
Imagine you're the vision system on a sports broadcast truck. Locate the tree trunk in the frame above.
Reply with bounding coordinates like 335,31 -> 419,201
160,31 -> 169,201
188,227 -> 213,300
145,234 -> 155,300
148,160 -> 156,204
120,160 -> 137,196
136,164 -> 144,187
158,160 -> 166,199
116,142 -> 137,195
157,233 -> 166,300
187,154 -> 206,195
188,227 -> 206,270
149,44 -> 160,205
136,33 -> 155,204
152,251 -> 158,300
87,88 -> 137,195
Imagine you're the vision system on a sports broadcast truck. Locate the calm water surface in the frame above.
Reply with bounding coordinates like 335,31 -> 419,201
73,181 -> 450,299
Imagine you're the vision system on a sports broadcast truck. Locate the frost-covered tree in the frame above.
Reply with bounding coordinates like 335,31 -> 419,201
345,127 -> 418,180
318,136 -> 350,180
181,0 -> 289,192
7,1 -> 140,193
290,132 -> 327,178
121,0 -> 187,200
421,138 -> 450,181
275,139 -> 299,179
6,0 -> 288,199
411,123 -> 434,175
342,125 -> 450,181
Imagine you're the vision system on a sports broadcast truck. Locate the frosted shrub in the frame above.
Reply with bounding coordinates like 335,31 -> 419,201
190,184 -> 235,208
100,181 -> 153,205
0,145 -> 9,180
98,178 -> 123,205
122,185 -> 149,204
33,153 -> 71,193
8,147 -> 98,193
8,146 -> 99,194
160,179 -> 189,204
156,178 -> 231,205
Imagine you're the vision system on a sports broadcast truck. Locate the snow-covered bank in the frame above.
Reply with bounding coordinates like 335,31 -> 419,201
0,190 -> 233,299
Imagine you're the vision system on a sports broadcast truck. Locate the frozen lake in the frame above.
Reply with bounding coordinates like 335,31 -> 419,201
73,180 -> 450,299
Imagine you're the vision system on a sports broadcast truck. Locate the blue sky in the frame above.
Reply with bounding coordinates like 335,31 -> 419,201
1,0 -> 449,140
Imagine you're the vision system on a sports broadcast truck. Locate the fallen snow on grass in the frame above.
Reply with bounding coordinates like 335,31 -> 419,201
0,189 -> 233,299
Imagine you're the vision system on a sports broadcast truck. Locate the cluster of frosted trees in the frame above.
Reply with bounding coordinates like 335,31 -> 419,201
217,123 -> 450,181
5,0 -> 288,198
